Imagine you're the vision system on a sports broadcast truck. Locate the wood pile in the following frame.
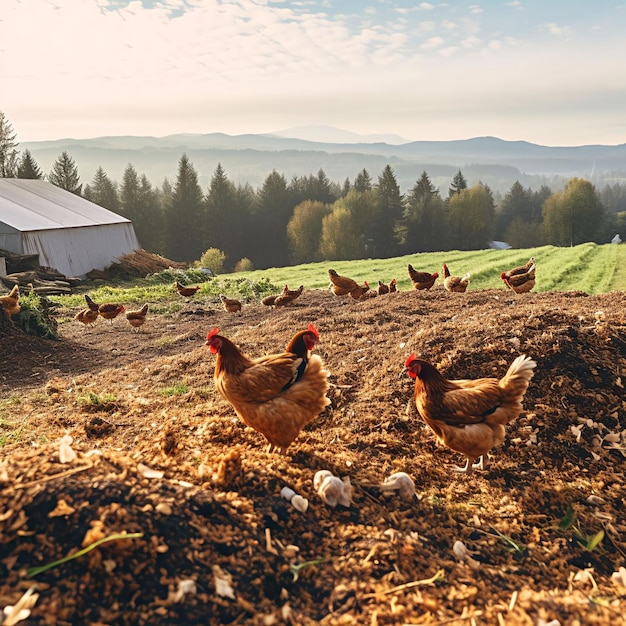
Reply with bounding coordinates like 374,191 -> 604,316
0,250 -> 81,295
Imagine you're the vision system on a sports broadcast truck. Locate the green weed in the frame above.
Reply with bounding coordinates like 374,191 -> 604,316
160,383 -> 189,397
557,504 -> 605,552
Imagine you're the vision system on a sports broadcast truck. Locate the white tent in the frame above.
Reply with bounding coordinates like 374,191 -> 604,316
0,179 -> 139,278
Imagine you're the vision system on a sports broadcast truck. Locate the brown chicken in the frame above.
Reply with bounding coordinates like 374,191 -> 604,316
407,264 -> 438,290
271,284 -> 305,308
205,324 -> 330,453
502,257 -> 535,280
328,269 -> 359,296
74,308 -> 99,327
125,303 -> 149,331
502,263 -> 536,294
84,294 -> 100,312
377,280 -> 390,296
0,284 -> 20,317
283,284 -> 304,299
272,293 -> 297,308
405,354 -> 537,474
388,278 -> 397,293
98,303 -> 125,323
175,281 -> 201,298
442,264 -> 471,293
350,281 -> 371,300
220,294 -> 242,313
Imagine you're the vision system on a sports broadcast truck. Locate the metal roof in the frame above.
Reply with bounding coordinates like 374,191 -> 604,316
0,178 -> 131,232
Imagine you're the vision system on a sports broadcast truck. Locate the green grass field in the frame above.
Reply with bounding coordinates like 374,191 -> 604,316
48,243 -> 625,312
220,243 -> 626,295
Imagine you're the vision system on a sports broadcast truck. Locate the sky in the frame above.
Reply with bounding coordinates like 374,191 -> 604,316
2,0 -> 626,146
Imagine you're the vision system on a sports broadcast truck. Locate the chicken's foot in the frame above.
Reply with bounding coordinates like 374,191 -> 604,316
452,456 -> 484,475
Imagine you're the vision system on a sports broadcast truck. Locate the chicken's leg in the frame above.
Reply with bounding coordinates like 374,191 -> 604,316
453,455 -> 484,474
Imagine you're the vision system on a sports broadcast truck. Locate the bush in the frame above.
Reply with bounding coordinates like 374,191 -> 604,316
15,292 -> 58,339
197,248 -> 225,275
233,257 -> 254,272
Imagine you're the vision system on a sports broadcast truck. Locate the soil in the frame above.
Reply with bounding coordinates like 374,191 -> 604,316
1,286 -> 625,625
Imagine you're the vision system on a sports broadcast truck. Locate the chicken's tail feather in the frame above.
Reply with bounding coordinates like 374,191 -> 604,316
500,354 -> 537,399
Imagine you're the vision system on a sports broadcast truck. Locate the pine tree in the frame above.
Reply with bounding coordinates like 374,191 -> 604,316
17,149 -> 44,179
164,154 -> 205,262
120,164 -> 164,250
0,111 -> 19,178
48,151 -> 82,194
403,170 -> 446,252
448,169 -> 468,199
354,169 -> 372,193
250,170 -> 293,268
373,165 -> 403,257
205,163 -> 242,268
84,167 -> 120,212
138,174 -> 165,252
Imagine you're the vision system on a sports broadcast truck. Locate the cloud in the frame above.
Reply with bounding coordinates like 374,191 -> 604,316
3,0 -> 626,146
541,22 -> 572,36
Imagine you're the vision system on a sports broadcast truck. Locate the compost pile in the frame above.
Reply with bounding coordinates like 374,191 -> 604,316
1,287 -> 625,625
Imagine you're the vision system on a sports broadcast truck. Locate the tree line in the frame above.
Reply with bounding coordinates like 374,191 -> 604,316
2,111 -> 625,272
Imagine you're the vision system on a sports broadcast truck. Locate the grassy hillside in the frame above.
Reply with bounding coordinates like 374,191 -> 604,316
220,243 -> 625,294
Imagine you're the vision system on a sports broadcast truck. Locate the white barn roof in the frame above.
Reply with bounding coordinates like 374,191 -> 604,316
0,178 -> 131,231
0,179 -> 140,278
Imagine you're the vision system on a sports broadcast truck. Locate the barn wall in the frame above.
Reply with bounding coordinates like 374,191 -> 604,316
0,223 -> 23,254
21,223 -> 140,278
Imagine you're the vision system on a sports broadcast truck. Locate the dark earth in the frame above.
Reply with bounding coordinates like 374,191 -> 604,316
1,284 -> 625,625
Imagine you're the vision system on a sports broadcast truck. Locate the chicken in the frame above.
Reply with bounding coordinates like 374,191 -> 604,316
175,281 -> 201,298
84,294 -> 100,312
220,294 -> 242,313
405,354 -> 536,474
501,257 -> 535,280
205,324 -> 330,453
442,264 -> 471,293
0,284 -> 20,317
74,308 -> 99,327
388,278 -> 397,293
328,269 -> 359,296
272,293 -> 298,308
125,303 -> 149,331
501,263 -> 536,294
350,281 -> 371,300
264,284 -> 304,308
283,284 -> 304,300
407,265 -> 438,290
377,280 -> 390,296
98,303 -> 125,323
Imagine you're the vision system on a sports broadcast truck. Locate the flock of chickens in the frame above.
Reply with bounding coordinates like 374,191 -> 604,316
326,255 -> 536,300
204,256 -> 538,475
0,256 -> 539,475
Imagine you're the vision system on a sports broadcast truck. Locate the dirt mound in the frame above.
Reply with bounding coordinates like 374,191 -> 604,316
1,288 -> 625,624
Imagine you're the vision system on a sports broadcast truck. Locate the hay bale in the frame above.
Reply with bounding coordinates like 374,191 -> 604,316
110,249 -> 187,278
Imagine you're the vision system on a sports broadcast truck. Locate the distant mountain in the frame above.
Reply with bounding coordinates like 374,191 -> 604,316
21,132 -> 626,196
270,125 -> 409,145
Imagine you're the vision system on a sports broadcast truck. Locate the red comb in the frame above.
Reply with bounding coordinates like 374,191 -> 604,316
206,328 -> 220,341
307,323 -> 319,338
404,353 -> 417,368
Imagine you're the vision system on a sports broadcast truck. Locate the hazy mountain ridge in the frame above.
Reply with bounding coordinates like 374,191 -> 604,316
21,130 -> 626,195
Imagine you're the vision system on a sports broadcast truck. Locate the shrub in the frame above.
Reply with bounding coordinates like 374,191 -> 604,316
233,257 -> 254,272
197,248 -> 225,275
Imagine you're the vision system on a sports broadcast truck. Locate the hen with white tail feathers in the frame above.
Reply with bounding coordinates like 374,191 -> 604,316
405,354 -> 537,474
